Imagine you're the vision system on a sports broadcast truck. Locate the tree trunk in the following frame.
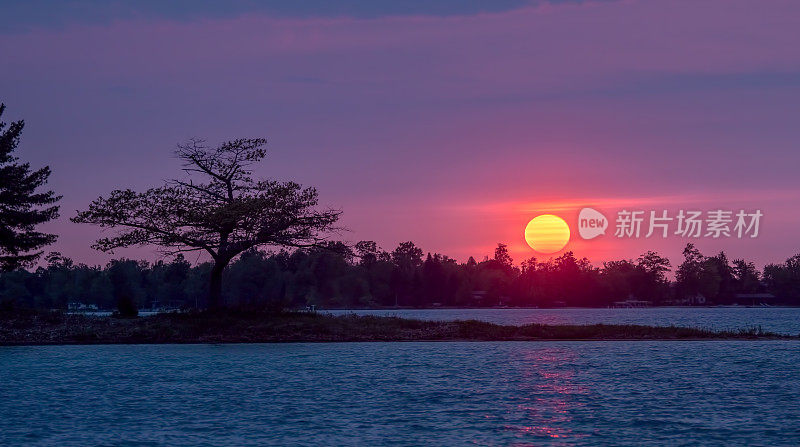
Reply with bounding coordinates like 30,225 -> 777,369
208,261 -> 226,309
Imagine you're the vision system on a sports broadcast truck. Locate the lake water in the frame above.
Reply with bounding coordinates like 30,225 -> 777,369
327,307 -> 800,335
2,341 -> 799,446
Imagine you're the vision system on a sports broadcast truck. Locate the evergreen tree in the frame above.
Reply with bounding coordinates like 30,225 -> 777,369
494,243 -> 513,268
0,103 -> 60,270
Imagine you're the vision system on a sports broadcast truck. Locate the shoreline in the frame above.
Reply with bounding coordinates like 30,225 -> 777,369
319,305 -> 800,310
62,305 -> 800,318
1,310 -> 796,346
2,337 -> 795,347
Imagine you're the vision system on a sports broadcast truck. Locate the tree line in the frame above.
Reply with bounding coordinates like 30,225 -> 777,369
2,242 -> 800,310
1,101 -> 799,311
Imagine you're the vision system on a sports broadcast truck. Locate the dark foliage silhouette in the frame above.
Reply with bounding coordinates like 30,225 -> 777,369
114,293 -> 139,318
0,103 -> 60,272
72,138 -> 340,308
2,243 -> 798,310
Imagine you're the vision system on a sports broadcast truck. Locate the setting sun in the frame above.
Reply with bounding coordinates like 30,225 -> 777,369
524,214 -> 570,254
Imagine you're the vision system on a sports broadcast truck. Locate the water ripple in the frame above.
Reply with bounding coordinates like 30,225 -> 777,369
1,341 -> 799,446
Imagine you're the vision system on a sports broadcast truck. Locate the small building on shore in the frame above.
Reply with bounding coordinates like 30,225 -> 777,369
470,290 -> 487,306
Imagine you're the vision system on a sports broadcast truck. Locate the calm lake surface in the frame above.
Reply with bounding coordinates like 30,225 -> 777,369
2,341 -> 800,446
327,307 -> 800,335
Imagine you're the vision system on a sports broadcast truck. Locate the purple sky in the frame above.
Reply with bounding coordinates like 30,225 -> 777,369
2,0 -> 799,268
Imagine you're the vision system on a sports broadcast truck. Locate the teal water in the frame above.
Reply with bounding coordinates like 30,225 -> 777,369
2,341 -> 799,446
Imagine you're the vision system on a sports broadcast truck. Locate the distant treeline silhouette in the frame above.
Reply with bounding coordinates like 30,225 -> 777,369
2,242 -> 799,311
2,103 -> 799,311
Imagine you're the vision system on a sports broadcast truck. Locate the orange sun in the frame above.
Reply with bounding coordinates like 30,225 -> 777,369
524,214 -> 570,254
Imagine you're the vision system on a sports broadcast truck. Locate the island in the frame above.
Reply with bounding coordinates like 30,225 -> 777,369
0,310 -> 791,345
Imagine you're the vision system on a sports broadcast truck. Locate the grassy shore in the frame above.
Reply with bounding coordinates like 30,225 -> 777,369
0,310 -> 794,345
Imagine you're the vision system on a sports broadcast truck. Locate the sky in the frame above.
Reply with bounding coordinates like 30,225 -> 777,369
1,0 -> 799,268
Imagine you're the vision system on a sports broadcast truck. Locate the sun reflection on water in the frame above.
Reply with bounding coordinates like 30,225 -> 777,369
500,347 -> 593,442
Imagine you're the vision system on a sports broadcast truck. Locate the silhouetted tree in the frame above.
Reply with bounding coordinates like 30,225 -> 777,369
601,259 -> 640,300
354,241 -> 392,306
494,243 -> 513,270
636,251 -> 671,283
73,138 -> 340,307
539,251 -> 601,306
706,252 -> 735,303
732,259 -> 761,294
675,244 -> 723,304
390,241 -> 423,306
0,103 -> 60,271
764,254 -> 800,304
39,252 -> 76,308
675,243 -> 704,301
147,255 -> 190,307
636,251 -> 671,303
108,259 -> 147,309
355,240 -> 380,267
